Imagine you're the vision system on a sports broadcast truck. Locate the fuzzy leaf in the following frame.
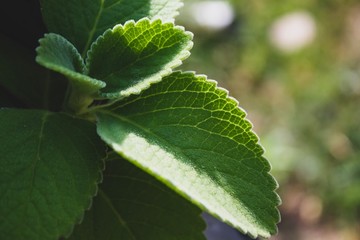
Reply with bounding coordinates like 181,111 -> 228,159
95,71 -> 280,238
68,157 -> 206,240
0,109 -> 106,240
86,18 -> 193,99
36,33 -> 105,94
40,0 -> 183,55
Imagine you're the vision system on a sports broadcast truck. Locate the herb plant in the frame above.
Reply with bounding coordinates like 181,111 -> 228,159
0,0 -> 280,239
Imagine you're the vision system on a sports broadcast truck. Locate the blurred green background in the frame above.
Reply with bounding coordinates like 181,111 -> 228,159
178,0 -> 360,239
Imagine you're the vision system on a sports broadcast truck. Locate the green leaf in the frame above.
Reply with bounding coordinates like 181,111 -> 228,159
87,18 -> 193,99
68,156 -> 206,240
40,0 -> 183,55
95,71 -> 280,238
0,109 -> 106,240
36,33 -> 106,94
0,34 -> 65,109
36,33 -> 106,113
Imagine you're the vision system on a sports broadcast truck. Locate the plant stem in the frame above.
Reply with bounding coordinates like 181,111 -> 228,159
63,82 -> 93,115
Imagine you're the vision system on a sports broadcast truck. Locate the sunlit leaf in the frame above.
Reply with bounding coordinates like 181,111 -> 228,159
40,0 -> 183,55
95,71 -> 280,238
87,18 -> 192,99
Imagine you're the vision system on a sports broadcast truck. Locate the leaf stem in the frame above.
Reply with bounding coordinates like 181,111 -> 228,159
63,82 -> 94,115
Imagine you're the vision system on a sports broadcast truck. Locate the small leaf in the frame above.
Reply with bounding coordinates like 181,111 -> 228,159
68,157 -> 206,240
36,33 -> 106,94
87,18 -> 193,99
0,109 -> 106,240
40,0 -> 183,55
95,71 -> 280,238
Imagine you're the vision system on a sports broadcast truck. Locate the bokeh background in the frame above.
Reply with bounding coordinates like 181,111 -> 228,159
177,0 -> 360,239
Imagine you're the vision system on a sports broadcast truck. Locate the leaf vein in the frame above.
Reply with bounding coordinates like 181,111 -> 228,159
98,189 -> 136,239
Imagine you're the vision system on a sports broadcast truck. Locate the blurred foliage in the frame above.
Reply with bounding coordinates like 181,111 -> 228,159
179,0 -> 360,238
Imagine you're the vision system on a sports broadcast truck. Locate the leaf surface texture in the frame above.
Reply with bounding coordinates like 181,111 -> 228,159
87,18 -> 193,99
96,71 -> 280,238
0,109 -> 106,240
36,33 -> 105,94
69,157 -> 206,240
40,0 -> 183,55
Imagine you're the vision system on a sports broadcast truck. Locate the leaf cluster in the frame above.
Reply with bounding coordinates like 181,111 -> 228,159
0,0 -> 280,239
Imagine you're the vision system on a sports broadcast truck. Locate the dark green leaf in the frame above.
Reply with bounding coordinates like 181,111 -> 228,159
95,71 -> 280,238
40,0 -> 183,55
0,109 -> 106,240
86,18 -> 193,99
68,157 -> 206,240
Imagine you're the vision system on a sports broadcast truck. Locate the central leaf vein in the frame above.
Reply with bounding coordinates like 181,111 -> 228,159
83,0 -> 105,57
30,112 -> 50,198
98,189 -> 136,239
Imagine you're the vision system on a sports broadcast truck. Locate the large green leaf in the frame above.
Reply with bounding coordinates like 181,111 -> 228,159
0,35 -> 65,109
0,109 -> 106,240
86,18 -> 193,99
40,0 -> 183,55
68,156 -> 206,240
95,71 -> 280,238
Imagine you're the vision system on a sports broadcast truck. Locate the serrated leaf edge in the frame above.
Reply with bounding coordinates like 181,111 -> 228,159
181,71 -> 282,238
85,18 -> 193,99
96,71 -> 281,238
149,0 -> 184,23
61,119 -> 107,239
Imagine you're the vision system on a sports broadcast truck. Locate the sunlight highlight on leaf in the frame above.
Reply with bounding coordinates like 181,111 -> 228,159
96,71 -> 280,238
40,0 -> 183,55
110,133 -> 266,237
86,18 -> 193,99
